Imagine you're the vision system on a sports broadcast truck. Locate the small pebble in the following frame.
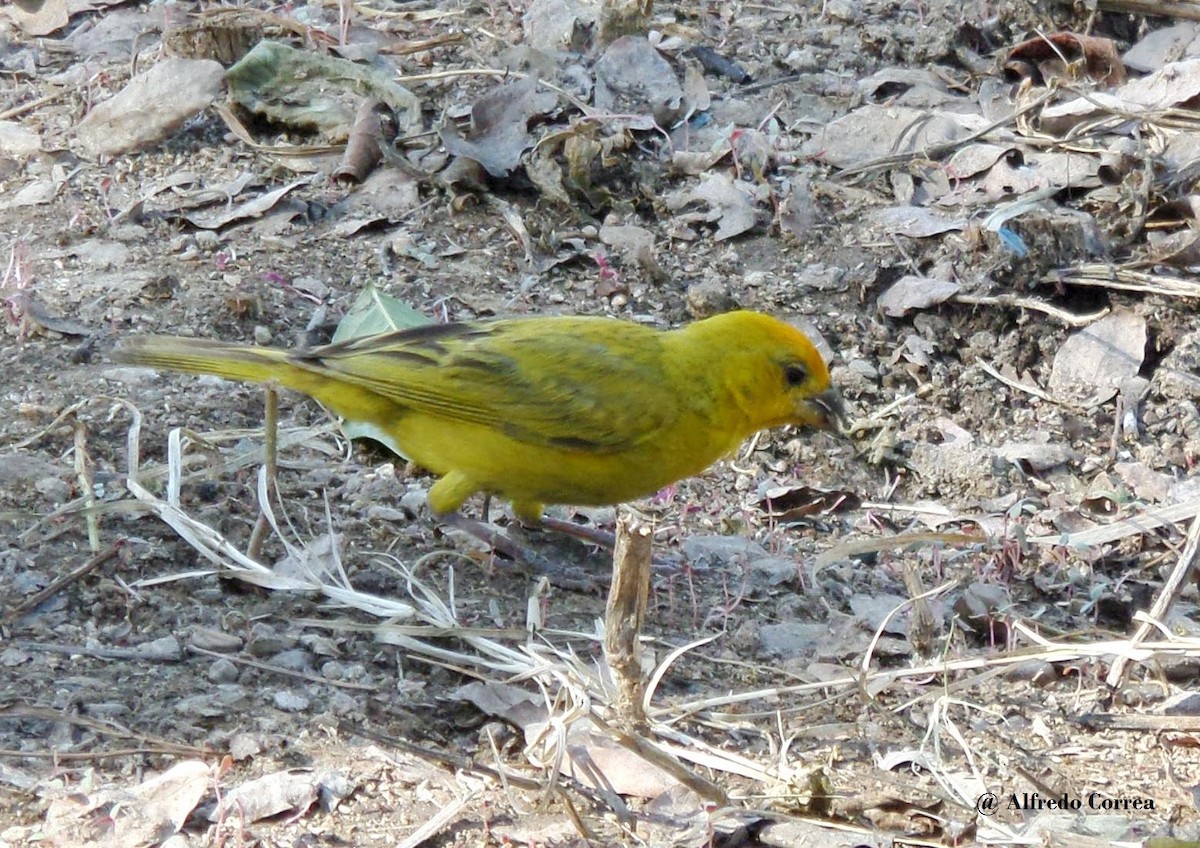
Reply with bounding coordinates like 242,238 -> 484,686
208,658 -> 240,683
685,280 -> 737,318
228,733 -> 262,760
273,691 -> 310,712
270,648 -> 314,673
190,626 -> 243,653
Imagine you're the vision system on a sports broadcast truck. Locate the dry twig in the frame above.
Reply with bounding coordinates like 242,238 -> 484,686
604,514 -> 652,724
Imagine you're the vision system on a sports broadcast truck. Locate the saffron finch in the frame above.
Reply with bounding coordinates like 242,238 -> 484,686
114,310 -> 844,521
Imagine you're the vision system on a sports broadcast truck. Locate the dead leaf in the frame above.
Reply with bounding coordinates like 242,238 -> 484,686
1113,461 -> 1172,502
8,0 -> 70,36
43,760 -> 211,847
1048,309 -> 1147,406
877,275 -> 961,317
594,36 -> 683,126
758,485 -> 860,521
522,0 -> 598,52
801,104 -> 988,170
330,169 -> 421,236
994,441 -> 1082,472
332,99 -> 394,184
0,178 -> 60,209
226,40 -> 420,140
75,58 -> 226,157
0,120 -> 42,158
1124,21 -> 1200,73
599,224 -> 666,282
439,76 -> 558,178
184,177 -> 312,229
869,207 -> 967,238
1040,58 -> 1200,135
208,769 -> 350,823
1006,31 -> 1125,87
665,172 -> 763,240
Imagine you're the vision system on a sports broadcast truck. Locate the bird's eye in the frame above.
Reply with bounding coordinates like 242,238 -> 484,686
783,363 -> 808,386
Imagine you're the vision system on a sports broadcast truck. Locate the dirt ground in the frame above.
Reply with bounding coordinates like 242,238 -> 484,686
3,0 -> 1200,846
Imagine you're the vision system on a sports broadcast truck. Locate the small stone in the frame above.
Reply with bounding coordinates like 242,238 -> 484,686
228,733 -> 262,760
246,624 -> 295,657
685,280 -> 737,318
299,634 -> 340,657
1005,659 -> 1056,685
759,622 -> 827,658
328,690 -> 359,716
189,627 -> 243,653
366,505 -> 408,522
136,636 -> 183,660
270,648 -> 314,673
782,47 -> 821,72
849,593 -> 909,636
34,476 -> 71,504
398,489 -> 427,516
749,557 -> 798,588
1161,691 -> 1200,715
682,535 -> 769,566
253,325 -> 273,345
208,657 -> 240,683
273,690 -> 310,712
847,359 -> 879,379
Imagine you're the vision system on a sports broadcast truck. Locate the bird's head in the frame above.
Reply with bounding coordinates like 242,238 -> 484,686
683,311 -> 847,434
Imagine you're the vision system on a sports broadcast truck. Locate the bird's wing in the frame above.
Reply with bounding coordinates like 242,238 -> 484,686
296,319 -> 680,452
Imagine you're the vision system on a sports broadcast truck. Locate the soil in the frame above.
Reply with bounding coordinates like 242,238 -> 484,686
2,1 -> 1200,846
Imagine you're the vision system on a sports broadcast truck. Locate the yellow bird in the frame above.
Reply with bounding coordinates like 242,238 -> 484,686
114,310 -> 844,521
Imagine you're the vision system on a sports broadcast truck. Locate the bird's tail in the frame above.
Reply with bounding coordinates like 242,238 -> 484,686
113,336 -> 303,388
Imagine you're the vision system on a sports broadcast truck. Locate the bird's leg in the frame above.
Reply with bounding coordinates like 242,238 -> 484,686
536,515 -> 619,549
531,515 -> 685,575
438,512 -> 599,591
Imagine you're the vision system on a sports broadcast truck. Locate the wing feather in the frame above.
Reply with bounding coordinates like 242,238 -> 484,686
292,318 -> 679,452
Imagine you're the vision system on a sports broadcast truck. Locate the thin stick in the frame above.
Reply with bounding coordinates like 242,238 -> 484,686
0,89 -> 67,122
604,513 -> 652,725
1090,0 -> 1200,24
73,415 -> 101,552
975,359 -> 1061,405
606,723 -> 728,804
952,293 -> 1109,327
186,644 -> 377,691
395,791 -> 478,848
2,542 -> 123,623
1105,510 -> 1200,687
1027,495 -> 1200,547
859,579 -> 960,696
246,385 -> 279,561
903,559 -> 938,659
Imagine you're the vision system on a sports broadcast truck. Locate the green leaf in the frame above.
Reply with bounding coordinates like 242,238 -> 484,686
333,284 -> 432,343
333,285 -> 433,457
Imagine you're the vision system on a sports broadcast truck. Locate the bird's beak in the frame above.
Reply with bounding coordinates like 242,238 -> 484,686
799,388 -> 847,433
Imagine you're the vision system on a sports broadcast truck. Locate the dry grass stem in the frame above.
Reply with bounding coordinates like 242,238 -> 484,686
1105,509 -> 1200,687
604,514 -> 652,724
246,384 -> 280,561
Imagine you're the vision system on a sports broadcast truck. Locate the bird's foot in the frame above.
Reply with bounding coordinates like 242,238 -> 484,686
439,512 -> 600,591
528,515 -> 685,576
